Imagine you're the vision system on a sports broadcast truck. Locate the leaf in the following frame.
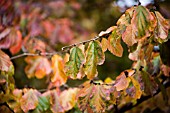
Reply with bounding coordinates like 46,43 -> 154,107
43,90 -> 64,113
161,64 -> 170,77
9,30 -> 22,54
65,47 -> 85,79
25,56 -> 51,79
129,43 -> 143,61
114,69 -> 135,91
101,38 -> 108,52
131,6 -> 153,38
84,40 -> 105,79
77,81 -> 107,112
0,50 -> 13,72
60,88 -> 78,111
20,89 -> 41,112
154,11 -> 169,43
34,96 -> 50,112
122,25 -> 137,46
140,70 -> 158,95
128,76 -> 142,99
108,27 -> 123,57
51,55 -> 67,86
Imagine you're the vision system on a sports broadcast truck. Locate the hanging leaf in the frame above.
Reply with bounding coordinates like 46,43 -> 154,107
131,5 -> 153,38
140,70 -> 158,95
107,27 -> 123,57
51,55 -> 67,86
25,56 -> 51,79
0,50 -> 13,72
101,38 -> 108,52
84,40 -> 105,79
60,88 -> 78,111
65,47 -> 85,79
20,89 -> 41,112
77,81 -> 107,112
154,11 -> 169,43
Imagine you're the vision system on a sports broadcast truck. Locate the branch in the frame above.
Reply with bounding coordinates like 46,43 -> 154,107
118,79 -> 170,113
10,52 -> 60,60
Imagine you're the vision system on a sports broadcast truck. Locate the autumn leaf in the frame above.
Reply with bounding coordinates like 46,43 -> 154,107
25,56 -> 51,79
84,40 -> 105,79
154,11 -> 169,43
101,38 -> 108,52
60,88 -> 78,111
77,81 -> 107,112
131,5 -> 153,38
108,27 -> 123,57
122,25 -> 137,46
65,47 -> 85,79
51,55 -> 67,86
0,50 -> 13,72
161,64 -> 170,77
20,89 -> 41,112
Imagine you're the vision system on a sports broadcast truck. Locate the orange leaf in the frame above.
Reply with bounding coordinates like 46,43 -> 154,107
51,55 -> 67,87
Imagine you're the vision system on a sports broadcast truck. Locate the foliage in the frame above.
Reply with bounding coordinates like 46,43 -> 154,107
0,0 -> 170,113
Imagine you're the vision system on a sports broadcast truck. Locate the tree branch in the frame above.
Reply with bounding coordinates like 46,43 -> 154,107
118,79 -> 170,113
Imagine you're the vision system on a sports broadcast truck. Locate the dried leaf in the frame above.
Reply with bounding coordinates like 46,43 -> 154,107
108,28 -> 123,57
65,47 -> 85,79
154,11 -> 169,43
25,56 -> 51,79
51,55 -> 67,86
20,89 -> 41,112
84,40 -> 105,79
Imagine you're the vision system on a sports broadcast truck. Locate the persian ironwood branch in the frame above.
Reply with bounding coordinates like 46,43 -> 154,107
10,52 -> 61,60
61,36 -> 100,51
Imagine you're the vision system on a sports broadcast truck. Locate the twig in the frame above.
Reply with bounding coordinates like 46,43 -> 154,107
10,52 -> 60,60
61,36 -> 100,51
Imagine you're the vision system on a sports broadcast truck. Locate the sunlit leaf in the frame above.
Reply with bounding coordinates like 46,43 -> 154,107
84,40 -> 105,79
108,27 -> 123,57
51,55 -> 67,86
129,43 -> 143,61
65,47 -> 85,79
101,38 -> 108,52
60,88 -> 78,111
20,89 -> 41,112
77,81 -> 107,112
25,56 -> 51,79
154,11 -> 169,43
140,70 -> 158,95
0,50 -> 13,72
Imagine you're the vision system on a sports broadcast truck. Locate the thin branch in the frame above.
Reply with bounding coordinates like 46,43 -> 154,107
61,36 -> 100,51
10,52 -> 60,60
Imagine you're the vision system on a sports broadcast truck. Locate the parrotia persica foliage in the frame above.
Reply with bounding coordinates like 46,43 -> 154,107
0,1 -> 170,112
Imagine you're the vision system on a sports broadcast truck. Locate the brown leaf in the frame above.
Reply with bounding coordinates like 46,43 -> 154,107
101,38 -> 108,52
161,64 -> 170,77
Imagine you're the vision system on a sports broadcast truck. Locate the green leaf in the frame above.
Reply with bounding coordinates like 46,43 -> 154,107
36,96 -> 50,112
108,28 -> 123,57
141,70 -> 158,95
65,47 -> 85,79
84,40 -> 105,79
131,6 -> 152,38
